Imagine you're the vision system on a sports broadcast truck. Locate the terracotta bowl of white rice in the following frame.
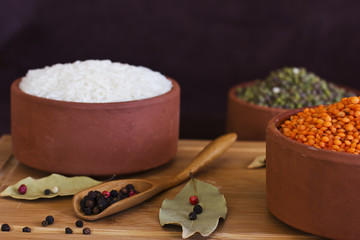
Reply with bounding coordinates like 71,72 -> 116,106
11,60 -> 180,176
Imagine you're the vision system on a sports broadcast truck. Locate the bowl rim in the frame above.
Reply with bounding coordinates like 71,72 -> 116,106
229,81 -> 288,113
267,107 -> 360,165
11,77 -> 180,109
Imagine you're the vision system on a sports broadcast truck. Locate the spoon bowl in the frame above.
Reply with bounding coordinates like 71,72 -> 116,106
73,133 -> 237,221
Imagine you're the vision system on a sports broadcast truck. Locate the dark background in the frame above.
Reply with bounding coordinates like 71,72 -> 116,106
1,0 -> 360,139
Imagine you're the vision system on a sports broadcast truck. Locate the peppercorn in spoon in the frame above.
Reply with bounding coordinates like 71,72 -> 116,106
72,133 -> 237,221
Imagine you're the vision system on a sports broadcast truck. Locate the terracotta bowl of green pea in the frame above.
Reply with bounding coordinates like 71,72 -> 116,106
226,81 -> 286,141
226,81 -> 359,141
266,108 -> 360,239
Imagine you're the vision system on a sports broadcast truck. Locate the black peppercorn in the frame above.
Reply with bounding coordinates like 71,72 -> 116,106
193,204 -> 203,214
120,187 -> 128,195
22,226 -> 31,232
106,198 -> 112,207
92,205 -> 101,214
87,191 -> 97,199
1,223 -> 10,231
44,189 -> 51,195
41,220 -> 48,227
65,227 -> 73,234
126,184 -> 135,192
45,215 -> 54,225
83,227 -> 91,235
80,199 -> 86,211
84,199 -> 95,209
96,195 -> 106,203
118,192 -> 128,200
84,207 -> 93,215
75,220 -> 83,228
110,198 -> 119,205
189,212 -> 197,220
96,197 -> 107,210
110,189 -> 118,198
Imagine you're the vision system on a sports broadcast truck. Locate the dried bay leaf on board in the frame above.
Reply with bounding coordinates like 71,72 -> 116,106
159,179 -> 227,238
247,154 -> 266,169
0,173 -> 102,200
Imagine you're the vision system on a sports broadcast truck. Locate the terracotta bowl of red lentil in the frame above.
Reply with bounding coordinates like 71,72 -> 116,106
226,81 -> 286,141
266,104 -> 360,239
11,78 -> 180,176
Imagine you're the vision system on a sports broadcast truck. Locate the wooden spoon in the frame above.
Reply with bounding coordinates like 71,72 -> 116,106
72,133 -> 237,221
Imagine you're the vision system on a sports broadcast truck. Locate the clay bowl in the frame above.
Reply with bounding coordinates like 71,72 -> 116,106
226,81 -> 360,141
226,81 -> 286,141
11,78 -> 180,176
266,108 -> 360,239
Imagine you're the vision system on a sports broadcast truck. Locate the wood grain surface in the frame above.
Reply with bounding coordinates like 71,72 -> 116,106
0,135 -> 322,239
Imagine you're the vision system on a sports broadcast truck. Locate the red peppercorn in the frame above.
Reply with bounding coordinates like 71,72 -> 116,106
18,184 -> 27,194
102,191 -> 110,198
189,195 -> 198,205
129,190 -> 137,197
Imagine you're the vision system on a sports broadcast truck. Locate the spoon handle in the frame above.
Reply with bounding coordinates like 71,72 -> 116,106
162,132 -> 237,189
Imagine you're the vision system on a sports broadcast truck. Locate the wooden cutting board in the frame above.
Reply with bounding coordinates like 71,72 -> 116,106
0,135 -> 321,239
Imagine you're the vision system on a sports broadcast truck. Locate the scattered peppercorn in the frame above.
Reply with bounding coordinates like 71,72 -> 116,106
1,223 -> 10,231
193,204 -> 203,214
44,189 -> 51,195
236,67 -> 355,109
45,215 -> 54,225
52,186 -> 59,194
189,212 -> 197,220
65,227 -> 73,234
280,96 -> 360,154
22,226 -> 31,232
75,220 -> 83,228
83,227 -> 91,235
189,195 -> 198,205
18,184 -> 27,194
41,220 -> 49,227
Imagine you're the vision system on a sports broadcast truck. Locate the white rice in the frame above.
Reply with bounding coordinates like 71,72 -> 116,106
19,60 -> 173,103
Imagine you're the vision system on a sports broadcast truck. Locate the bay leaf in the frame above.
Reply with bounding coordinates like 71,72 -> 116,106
159,179 -> 227,238
247,154 -> 266,169
0,173 -> 102,200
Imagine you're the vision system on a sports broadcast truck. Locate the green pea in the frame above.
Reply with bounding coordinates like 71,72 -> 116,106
236,67 -> 356,109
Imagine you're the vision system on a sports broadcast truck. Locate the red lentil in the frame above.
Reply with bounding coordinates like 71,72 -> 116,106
280,96 -> 360,154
